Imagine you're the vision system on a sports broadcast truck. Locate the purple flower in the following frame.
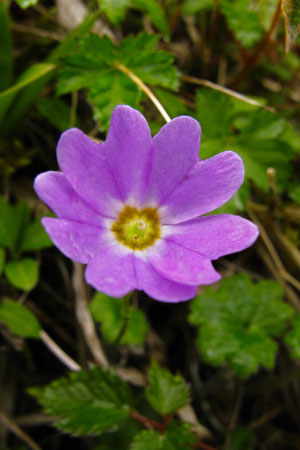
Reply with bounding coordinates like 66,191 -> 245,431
34,105 -> 258,302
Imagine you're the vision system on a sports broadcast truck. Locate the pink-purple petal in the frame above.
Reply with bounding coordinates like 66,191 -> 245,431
34,172 -> 103,226
148,240 -> 221,286
161,151 -> 245,224
134,255 -> 198,303
164,214 -> 259,260
145,116 -> 201,204
85,247 -> 137,297
105,105 -> 152,204
41,218 -> 106,264
57,128 -> 122,218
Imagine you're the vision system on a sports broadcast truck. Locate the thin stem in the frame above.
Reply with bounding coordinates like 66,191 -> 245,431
182,75 -> 276,113
232,0 -> 282,88
72,262 -> 109,368
247,207 -> 300,294
131,410 -> 165,431
0,411 -> 42,450
11,23 -> 63,41
115,62 -> 171,123
40,330 -> 81,372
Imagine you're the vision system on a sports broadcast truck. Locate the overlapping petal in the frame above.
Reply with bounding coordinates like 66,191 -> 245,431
164,214 -> 259,260
85,246 -> 137,297
34,172 -> 103,226
161,151 -> 244,224
105,105 -> 152,204
134,255 -> 197,303
41,218 -> 107,264
57,128 -> 122,218
148,240 -> 221,286
145,116 -> 201,204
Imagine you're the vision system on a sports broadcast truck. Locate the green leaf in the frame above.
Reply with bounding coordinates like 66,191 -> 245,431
98,0 -> 131,25
92,420 -> 141,450
20,219 -> 53,252
36,98 -> 75,132
189,274 -> 293,378
195,90 -> 295,192
146,360 -> 190,415
220,0 -> 264,48
57,32 -> 178,130
0,1 -> 13,91
0,63 -> 56,132
30,367 -> 131,436
131,0 -> 170,37
131,422 -> 196,449
285,314 -> 300,359
182,0 -> 215,15
89,292 -> 149,347
282,0 -> 300,51
15,0 -> 39,8
0,247 -> 5,275
5,258 -> 39,291
0,197 -> 16,250
98,0 -> 169,36
0,298 -> 41,338
196,89 -> 234,139
290,185 -> 300,204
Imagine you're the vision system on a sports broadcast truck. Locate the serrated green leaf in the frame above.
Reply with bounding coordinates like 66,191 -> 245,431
91,420 -> 141,450
0,1 -> 13,91
57,32 -> 178,130
131,422 -> 196,449
0,299 -> 41,338
282,0 -> 300,51
189,274 -> 293,378
15,0 -> 39,8
89,292 -> 149,347
220,0 -> 264,48
285,314 -> 300,359
196,90 -> 295,192
5,258 -> 39,291
30,367 -> 131,436
0,247 -> 5,275
146,361 -> 190,415
20,219 -> 53,252
196,89 -> 234,139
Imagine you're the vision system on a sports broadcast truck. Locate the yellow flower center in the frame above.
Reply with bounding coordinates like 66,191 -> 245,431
111,206 -> 160,250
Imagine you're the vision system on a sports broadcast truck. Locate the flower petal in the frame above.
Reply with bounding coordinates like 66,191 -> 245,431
134,254 -> 198,303
164,214 -> 259,259
85,246 -> 136,297
41,218 -> 107,264
105,105 -> 152,204
145,116 -> 201,204
34,172 -> 103,226
161,151 -> 244,224
57,128 -> 122,218
148,240 -> 221,286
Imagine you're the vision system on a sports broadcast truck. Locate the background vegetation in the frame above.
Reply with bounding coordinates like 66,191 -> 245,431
0,0 -> 299,448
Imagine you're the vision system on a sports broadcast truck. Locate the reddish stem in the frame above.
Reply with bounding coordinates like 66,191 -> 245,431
232,0 -> 282,88
131,410 -> 165,431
